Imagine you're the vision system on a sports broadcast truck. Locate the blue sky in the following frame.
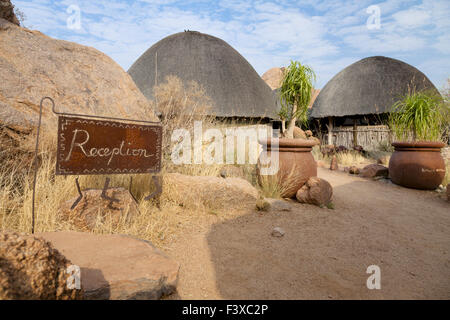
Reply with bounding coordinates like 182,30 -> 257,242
14,0 -> 450,89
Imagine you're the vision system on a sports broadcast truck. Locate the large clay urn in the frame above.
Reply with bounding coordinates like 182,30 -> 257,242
257,138 -> 318,198
389,141 -> 446,190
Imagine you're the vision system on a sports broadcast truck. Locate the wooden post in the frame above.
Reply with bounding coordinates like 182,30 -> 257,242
353,119 -> 358,148
327,116 -> 333,145
315,119 -> 322,143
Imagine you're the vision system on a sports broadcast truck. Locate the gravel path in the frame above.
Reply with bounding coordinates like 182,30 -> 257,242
165,168 -> 450,299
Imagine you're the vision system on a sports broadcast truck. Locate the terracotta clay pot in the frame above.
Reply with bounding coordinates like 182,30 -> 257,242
389,141 -> 446,190
257,138 -> 318,198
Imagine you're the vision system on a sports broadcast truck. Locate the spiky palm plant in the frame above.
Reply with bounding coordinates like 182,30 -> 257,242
279,61 -> 316,138
389,90 -> 449,142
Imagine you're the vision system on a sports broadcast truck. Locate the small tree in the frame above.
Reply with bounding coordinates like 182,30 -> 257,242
279,61 -> 316,138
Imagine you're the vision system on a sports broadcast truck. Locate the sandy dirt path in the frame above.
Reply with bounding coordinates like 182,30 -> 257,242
165,168 -> 450,299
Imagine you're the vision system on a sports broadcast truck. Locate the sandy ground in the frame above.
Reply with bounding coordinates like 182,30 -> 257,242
165,168 -> 450,299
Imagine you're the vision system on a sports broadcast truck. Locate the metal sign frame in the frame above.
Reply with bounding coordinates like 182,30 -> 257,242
31,97 -> 163,233
55,115 -> 162,175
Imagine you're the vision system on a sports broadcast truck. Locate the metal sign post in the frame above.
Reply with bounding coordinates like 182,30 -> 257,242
31,97 -> 163,234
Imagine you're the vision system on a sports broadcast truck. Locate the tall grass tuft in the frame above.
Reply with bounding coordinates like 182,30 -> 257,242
150,75 -> 216,162
389,90 -> 449,142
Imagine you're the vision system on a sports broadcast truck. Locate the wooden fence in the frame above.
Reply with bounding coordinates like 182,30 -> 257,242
321,125 -> 392,151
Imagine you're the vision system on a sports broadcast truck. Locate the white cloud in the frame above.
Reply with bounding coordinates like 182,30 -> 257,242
10,0 -> 450,89
433,34 -> 450,54
392,8 -> 431,29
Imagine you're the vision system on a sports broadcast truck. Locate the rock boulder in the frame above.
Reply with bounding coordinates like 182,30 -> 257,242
0,1 -> 19,26
271,227 -> 285,237
261,67 -> 285,90
58,187 -> 139,231
162,173 -> 258,210
256,198 -> 271,211
0,231 -> 83,300
377,156 -> 390,165
219,165 -> 245,178
265,198 -> 293,212
307,136 -> 321,145
0,19 -> 158,131
296,177 -> 333,207
348,166 -> 360,175
37,231 -> 179,300
360,164 -> 389,178
336,145 -> 348,153
293,126 -> 307,139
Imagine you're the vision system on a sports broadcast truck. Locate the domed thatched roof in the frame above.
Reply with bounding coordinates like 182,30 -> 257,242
310,56 -> 438,119
128,31 -> 277,119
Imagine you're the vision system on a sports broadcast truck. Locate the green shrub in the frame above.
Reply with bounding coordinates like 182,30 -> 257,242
279,61 -> 316,138
389,91 -> 449,142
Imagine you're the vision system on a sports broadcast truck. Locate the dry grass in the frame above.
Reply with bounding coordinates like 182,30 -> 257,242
311,145 -> 323,161
258,174 -> 286,199
0,76 -> 274,249
151,75 -> 215,162
443,159 -> 450,187
0,76 -> 227,248
0,131 -> 242,248
335,151 -> 370,166
313,148 -> 371,167
257,163 -> 304,199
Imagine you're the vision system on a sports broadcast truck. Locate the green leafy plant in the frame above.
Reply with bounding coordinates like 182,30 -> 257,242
279,61 -> 316,138
389,90 -> 449,142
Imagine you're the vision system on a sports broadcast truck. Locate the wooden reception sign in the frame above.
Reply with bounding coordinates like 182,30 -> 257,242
56,115 -> 162,175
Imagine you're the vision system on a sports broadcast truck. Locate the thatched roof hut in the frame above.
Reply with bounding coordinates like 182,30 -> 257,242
309,56 -> 439,146
128,31 -> 277,120
310,56 -> 438,119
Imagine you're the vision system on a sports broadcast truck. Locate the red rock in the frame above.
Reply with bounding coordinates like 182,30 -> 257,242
265,198 -> 292,212
38,231 -> 179,300
308,136 -> 321,145
0,231 -> 83,300
293,126 -> 307,139
261,67 -> 284,90
348,166 -> 360,174
0,19 -> 158,132
296,177 -> 333,207
219,165 -> 245,178
377,156 -> 390,165
162,173 -> 258,210
0,0 -> 20,26
58,187 -> 139,231
336,145 -> 348,153
360,164 -> 388,178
